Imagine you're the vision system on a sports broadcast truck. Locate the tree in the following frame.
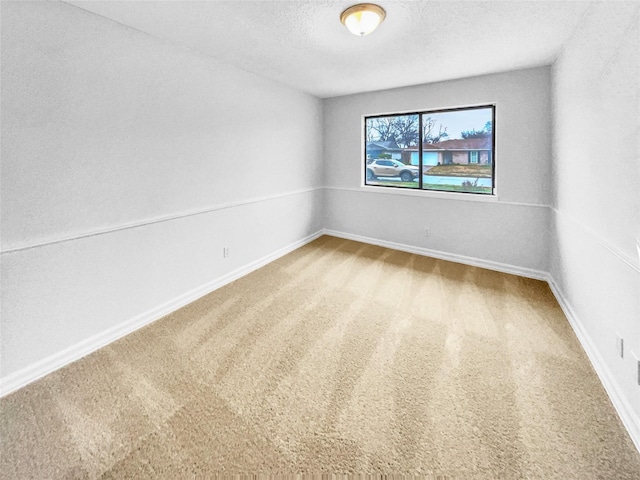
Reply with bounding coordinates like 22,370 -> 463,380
391,115 -> 419,148
367,117 -> 395,142
422,117 -> 449,143
461,120 -> 492,139
366,115 -> 419,147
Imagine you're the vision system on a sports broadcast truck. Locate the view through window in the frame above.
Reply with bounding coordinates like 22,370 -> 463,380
365,105 -> 495,195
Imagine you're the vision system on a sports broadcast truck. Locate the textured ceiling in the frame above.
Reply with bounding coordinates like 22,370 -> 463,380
66,0 -> 593,98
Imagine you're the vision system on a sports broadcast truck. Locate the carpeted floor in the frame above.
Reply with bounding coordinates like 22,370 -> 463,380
1,235 -> 639,479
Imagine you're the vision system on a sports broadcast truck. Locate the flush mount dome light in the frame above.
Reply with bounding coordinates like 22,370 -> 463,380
340,3 -> 386,36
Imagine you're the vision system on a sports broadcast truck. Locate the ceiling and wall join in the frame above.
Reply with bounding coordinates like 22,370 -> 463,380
66,0 -> 592,98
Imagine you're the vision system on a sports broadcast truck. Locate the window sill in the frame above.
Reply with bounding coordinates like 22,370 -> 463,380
360,184 -> 500,203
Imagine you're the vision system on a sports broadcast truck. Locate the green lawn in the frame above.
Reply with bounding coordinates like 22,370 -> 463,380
367,180 -> 419,188
425,164 -> 492,178
368,179 -> 491,194
423,184 -> 492,194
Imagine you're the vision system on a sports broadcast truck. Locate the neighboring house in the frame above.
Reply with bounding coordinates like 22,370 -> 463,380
366,140 -> 403,161
403,143 -> 444,166
401,136 -> 493,166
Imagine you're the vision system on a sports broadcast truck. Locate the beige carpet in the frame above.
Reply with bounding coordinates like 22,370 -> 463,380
1,235 -> 639,479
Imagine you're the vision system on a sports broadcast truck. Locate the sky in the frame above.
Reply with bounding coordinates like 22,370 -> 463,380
425,107 -> 493,139
368,107 -> 493,143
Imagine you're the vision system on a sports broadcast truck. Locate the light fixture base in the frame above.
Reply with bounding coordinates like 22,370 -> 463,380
340,3 -> 386,36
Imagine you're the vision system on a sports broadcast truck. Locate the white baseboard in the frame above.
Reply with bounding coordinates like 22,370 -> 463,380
322,229 -> 548,281
3,227 -> 639,456
546,276 -> 640,454
0,230 -> 324,397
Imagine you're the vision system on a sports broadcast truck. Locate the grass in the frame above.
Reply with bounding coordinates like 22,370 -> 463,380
367,180 -> 419,188
425,164 -> 492,177
368,179 -> 491,194
423,184 -> 492,194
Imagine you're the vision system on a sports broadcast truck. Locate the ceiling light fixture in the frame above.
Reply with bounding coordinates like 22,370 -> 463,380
340,3 -> 386,37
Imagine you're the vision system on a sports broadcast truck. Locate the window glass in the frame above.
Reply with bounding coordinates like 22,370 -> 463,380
365,106 -> 495,195
365,114 -> 420,189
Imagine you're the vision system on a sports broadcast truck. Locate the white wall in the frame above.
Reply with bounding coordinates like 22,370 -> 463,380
323,67 -> 552,276
550,2 -> 640,443
0,1 -> 323,390
2,1 -> 638,451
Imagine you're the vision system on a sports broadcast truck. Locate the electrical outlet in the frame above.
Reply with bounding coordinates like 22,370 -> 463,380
633,351 -> 640,386
425,228 -> 431,238
223,247 -> 230,258
616,333 -> 624,358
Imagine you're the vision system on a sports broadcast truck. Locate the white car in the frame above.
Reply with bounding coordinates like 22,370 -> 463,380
366,159 -> 419,182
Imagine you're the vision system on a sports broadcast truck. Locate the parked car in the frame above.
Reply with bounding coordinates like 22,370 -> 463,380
366,159 -> 419,182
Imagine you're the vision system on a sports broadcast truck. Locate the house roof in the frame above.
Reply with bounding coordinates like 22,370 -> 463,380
366,140 -> 402,151
403,136 -> 492,152
421,143 -> 444,151
430,137 -> 492,150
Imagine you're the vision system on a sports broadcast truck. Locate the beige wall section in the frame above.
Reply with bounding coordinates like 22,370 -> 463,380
323,67 -> 552,273
452,152 -> 468,164
0,1 -> 324,382
551,1 -> 640,442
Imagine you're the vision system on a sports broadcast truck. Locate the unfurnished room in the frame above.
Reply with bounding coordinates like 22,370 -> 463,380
1,0 -> 639,478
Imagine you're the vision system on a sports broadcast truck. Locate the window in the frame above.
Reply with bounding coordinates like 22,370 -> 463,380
365,105 -> 495,195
